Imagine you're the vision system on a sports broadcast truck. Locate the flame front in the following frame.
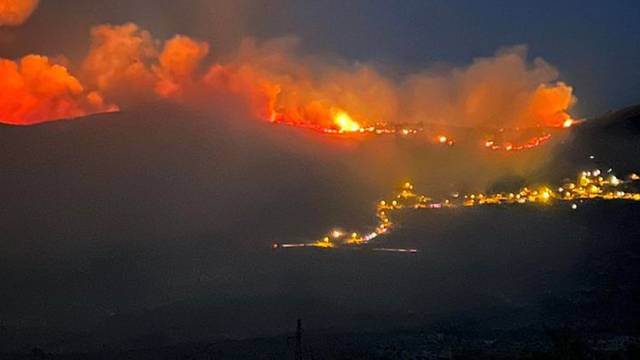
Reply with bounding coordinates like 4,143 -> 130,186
0,21 -> 578,153
333,110 -> 361,133
563,118 -> 575,128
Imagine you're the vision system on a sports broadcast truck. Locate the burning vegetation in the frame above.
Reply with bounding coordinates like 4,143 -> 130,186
0,20 -> 576,156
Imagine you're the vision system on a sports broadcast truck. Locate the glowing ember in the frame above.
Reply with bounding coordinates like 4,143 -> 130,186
436,135 -> 455,146
484,133 -> 552,152
563,118 -> 574,128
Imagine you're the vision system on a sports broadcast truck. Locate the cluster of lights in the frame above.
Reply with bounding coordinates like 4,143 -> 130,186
272,181 -> 421,252
461,169 -> 640,207
273,169 -> 640,252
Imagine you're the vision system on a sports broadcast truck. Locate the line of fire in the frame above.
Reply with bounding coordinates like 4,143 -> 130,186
273,169 -> 640,253
269,108 -> 579,152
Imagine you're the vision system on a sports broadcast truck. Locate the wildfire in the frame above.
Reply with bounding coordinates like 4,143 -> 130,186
437,135 -> 455,146
0,17 -> 579,140
274,168 -> 640,252
484,133 -> 553,152
0,55 -> 118,125
333,110 -> 361,133
269,109 -> 573,152
563,118 -> 574,128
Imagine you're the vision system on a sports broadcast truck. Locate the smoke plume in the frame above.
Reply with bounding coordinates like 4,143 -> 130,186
403,46 -> 575,128
0,0 -> 38,26
82,23 -> 210,103
0,54 -> 115,125
204,40 -> 575,130
0,22 -> 575,132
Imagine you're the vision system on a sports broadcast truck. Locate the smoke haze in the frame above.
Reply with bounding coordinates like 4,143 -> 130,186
0,0 -> 38,26
1,20 -> 575,133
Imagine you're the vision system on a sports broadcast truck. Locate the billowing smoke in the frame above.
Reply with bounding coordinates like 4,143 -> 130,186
0,0 -> 38,26
201,37 -> 576,130
0,22 -> 575,133
403,46 -> 575,129
78,24 -> 574,131
80,23 -> 159,102
81,23 -> 210,103
0,54 -> 116,125
0,1 -> 117,125
154,35 -> 210,98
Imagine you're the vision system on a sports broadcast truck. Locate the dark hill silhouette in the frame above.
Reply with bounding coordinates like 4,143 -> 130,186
548,104 -> 640,178
1,103 -> 640,357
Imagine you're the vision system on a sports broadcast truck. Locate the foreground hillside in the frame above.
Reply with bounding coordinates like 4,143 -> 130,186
1,103 -> 640,358
3,201 -> 640,359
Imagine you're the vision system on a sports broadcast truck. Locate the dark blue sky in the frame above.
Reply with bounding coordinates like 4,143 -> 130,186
10,0 -> 640,117
282,0 -> 640,117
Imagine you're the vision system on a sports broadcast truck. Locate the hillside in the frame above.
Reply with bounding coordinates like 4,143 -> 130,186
1,103 -> 640,357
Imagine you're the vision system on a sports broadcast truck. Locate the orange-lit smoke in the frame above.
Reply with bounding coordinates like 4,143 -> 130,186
0,17 -> 124,125
199,40 -> 575,131
81,23 -> 158,101
0,0 -> 38,26
202,37 -> 401,131
1,22 -> 576,131
0,23 -> 211,125
404,46 -> 575,129
0,55 -> 116,125
82,23 -> 210,103
154,35 -> 210,98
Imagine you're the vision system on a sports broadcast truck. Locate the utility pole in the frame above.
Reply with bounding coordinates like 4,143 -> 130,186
288,319 -> 310,360
294,319 -> 303,360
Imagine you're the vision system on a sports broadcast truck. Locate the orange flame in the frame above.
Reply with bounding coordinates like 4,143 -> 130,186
562,118 -> 574,128
0,22 -> 579,147
332,110 -> 361,133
